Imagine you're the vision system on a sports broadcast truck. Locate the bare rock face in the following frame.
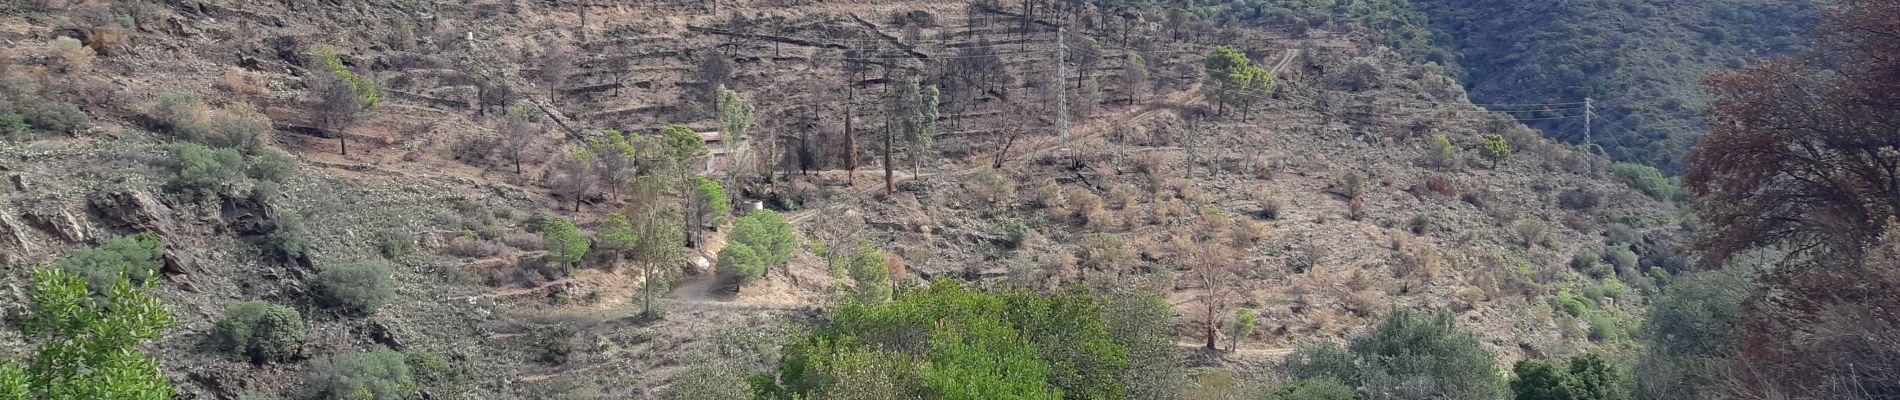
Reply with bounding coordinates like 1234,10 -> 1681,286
22,209 -> 90,244
219,197 -> 278,236
88,190 -> 175,236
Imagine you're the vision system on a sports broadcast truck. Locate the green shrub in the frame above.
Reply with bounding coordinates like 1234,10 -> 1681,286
716,243 -> 765,285
1286,308 -> 1500,399
1411,213 -> 1436,234
247,148 -> 296,183
1608,248 -> 1639,270
776,280 -> 1127,399
210,301 -> 305,363
257,216 -> 313,263
1266,378 -> 1357,400
1001,218 -> 1033,249
1426,134 -> 1458,168
846,243 -> 892,303
303,347 -> 412,400
1586,313 -> 1625,343
162,143 -> 244,201
56,233 -> 164,291
1510,353 -> 1630,400
1586,263 -> 1615,280
533,326 -> 573,365
1554,291 -> 1590,317
1609,163 -> 1684,202
0,112 -> 24,137
151,92 -> 206,135
315,260 -> 394,314
405,351 -> 460,385
372,231 -> 415,260
250,180 -> 282,204
1570,250 -> 1600,271
19,101 -> 86,133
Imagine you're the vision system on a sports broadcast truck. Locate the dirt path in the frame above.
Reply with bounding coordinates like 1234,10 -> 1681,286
1177,341 -> 1298,359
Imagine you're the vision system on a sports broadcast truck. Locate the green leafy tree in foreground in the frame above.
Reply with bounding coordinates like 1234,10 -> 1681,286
542,218 -> 590,276
1509,353 -> 1631,400
1287,308 -> 1501,400
774,280 -> 1130,399
0,268 -> 176,400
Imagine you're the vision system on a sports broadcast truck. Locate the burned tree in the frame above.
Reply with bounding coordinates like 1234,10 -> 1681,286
538,39 -> 572,104
496,111 -> 541,174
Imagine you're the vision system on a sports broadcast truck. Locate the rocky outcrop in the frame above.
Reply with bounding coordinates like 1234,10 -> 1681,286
88,190 -> 175,236
22,209 -> 90,244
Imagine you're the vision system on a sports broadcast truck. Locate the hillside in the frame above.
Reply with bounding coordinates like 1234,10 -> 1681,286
0,0 -> 1692,398
1150,0 -> 1816,171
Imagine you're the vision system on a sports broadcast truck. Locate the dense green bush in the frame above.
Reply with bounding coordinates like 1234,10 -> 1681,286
715,243 -> 765,285
0,112 -> 24,137
1632,267 -> 1752,399
1510,353 -> 1630,400
257,215 -> 314,263
315,260 -> 394,314
1001,218 -> 1033,249
1609,163 -> 1685,202
730,210 -> 796,268
56,233 -> 165,291
303,347 -> 412,400
1286,308 -> 1501,399
372,231 -> 415,260
1265,378 -> 1357,400
210,301 -> 305,363
248,148 -> 296,183
846,243 -> 892,303
772,280 -> 1132,399
405,351 -> 460,385
163,143 -> 245,201
19,101 -> 86,133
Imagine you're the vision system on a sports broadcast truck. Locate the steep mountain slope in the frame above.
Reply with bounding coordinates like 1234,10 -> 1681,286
1147,0 -> 1816,171
1407,0 -> 1816,171
0,0 -> 1688,398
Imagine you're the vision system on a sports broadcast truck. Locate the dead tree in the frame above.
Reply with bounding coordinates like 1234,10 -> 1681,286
539,39 -> 573,104
309,72 -> 364,156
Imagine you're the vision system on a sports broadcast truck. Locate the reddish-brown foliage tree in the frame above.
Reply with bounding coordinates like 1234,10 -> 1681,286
1688,1 -> 1900,397
1689,0 -> 1900,269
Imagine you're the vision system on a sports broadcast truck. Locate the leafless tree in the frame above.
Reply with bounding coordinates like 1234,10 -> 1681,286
549,151 -> 597,212
697,52 -> 732,110
478,80 -> 516,117
539,39 -> 573,104
309,72 -> 364,155
497,112 -> 541,174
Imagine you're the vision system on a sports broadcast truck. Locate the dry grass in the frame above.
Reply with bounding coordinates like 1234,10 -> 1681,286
218,67 -> 268,103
